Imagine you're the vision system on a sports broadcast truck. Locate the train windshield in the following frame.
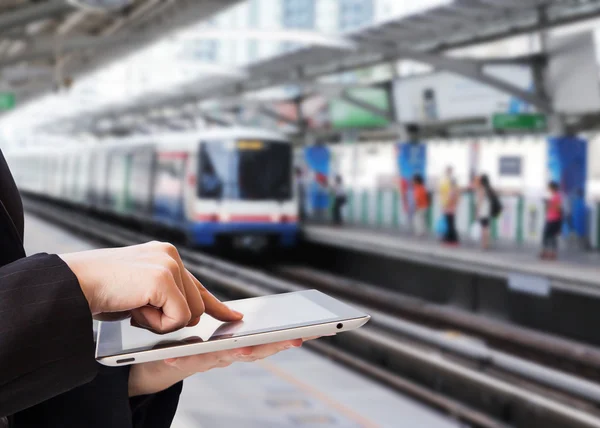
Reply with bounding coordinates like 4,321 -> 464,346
197,139 -> 292,201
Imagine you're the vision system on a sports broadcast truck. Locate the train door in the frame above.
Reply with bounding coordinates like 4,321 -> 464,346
107,151 -> 130,214
153,152 -> 187,226
129,147 -> 155,219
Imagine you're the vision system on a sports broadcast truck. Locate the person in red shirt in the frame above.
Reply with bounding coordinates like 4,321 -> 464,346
541,181 -> 563,260
412,174 -> 429,237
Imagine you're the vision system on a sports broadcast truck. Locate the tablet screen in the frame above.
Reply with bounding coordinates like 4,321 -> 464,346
97,291 -> 342,358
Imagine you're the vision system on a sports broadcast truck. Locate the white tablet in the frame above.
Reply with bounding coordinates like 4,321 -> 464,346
96,289 -> 370,366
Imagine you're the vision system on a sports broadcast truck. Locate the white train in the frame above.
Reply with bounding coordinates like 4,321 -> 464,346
9,128 -> 299,250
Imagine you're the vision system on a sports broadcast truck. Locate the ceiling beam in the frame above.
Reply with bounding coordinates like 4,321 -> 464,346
0,33 -> 146,68
340,90 -> 395,122
0,1 -> 75,34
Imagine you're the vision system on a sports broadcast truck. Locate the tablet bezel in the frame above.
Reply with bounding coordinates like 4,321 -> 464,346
96,289 -> 367,359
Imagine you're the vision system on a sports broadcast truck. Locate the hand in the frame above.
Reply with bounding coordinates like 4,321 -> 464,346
59,241 -> 242,334
128,339 -> 310,397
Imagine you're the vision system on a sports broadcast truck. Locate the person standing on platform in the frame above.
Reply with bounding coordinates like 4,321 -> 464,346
412,174 -> 429,237
331,175 -> 347,226
438,166 -> 453,214
476,174 -> 500,250
541,181 -> 563,260
440,167 -> 459,245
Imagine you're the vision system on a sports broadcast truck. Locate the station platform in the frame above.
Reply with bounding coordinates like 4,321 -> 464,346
301,223 -> 600,346
302,224 -> 600,291
22,213 -> 460,428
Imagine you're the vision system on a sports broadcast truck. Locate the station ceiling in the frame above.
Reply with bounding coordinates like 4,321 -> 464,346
53,0 -> 600,133
6,0 -> 600,136
0,0 -> 242,105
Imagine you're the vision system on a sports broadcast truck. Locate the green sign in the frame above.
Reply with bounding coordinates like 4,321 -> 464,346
330,87 -> 391,130
0,93 -> 16,111
492,113 -> 547,131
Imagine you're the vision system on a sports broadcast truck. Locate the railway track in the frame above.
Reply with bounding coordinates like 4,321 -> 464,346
22,195 -> 600,428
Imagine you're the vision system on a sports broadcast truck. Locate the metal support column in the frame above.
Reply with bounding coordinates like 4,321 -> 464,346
537,5 -> 564,136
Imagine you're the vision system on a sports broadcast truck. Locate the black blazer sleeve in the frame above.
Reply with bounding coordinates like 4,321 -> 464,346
9,362 -> 183,428
0,253 -> 98,418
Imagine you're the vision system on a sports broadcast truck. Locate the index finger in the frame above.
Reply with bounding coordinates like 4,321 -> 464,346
188,271 -> 243,322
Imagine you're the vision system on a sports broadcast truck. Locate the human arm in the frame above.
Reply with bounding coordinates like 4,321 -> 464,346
1,241 -> 241,418
0,254 -> 97,418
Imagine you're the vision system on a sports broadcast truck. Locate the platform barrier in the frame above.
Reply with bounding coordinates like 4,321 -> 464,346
312,189 -> 600,250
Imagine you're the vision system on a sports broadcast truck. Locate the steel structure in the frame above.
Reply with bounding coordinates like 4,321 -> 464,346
22,0 -> 600,134
9,0 -> 600,135
0,0 -> 243,105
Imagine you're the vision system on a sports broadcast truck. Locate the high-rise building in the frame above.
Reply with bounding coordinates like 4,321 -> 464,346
339,0 -> 374,31
182,0 -> 441,69
282,0 -> 316,29
281,0 -> 316,51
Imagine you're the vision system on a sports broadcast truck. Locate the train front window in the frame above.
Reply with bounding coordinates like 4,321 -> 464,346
198,140 -> 292,201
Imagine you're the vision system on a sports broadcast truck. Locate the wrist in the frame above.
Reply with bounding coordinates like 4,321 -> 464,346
58,253 -> 97,314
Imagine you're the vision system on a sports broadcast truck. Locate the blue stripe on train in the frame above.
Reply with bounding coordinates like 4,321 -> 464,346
186,222 -> 299,247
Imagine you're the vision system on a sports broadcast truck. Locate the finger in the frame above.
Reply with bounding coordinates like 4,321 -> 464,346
182,270 -> 205,324
146,269 -> 191,333
131,306 -> 163,331
165,348 -> 251,373
230,340 -> 302,363
188,273 -> 243,322
249,340 -> 302,359
94,311 -> 132,322
161,242 -> 206,324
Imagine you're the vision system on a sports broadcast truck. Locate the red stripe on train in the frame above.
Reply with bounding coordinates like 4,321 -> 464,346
194,214 -> 297,223
229,215 -> 273,222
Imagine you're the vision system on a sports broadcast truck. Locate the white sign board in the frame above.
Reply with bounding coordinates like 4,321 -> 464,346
392,65 -> 533,124
546,30 -> 600,115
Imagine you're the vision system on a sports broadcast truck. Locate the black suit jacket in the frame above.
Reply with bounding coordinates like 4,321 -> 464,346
0,150 -> 182,427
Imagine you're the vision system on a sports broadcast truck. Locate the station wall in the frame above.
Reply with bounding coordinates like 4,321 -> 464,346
324,136 -> 552,196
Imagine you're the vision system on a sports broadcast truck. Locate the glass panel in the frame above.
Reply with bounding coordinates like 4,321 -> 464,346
198,140 -> 292,201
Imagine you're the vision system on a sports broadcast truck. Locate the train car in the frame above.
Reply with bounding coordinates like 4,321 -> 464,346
10,128 -> 299,251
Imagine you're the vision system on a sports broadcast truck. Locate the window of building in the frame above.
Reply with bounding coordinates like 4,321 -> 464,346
282,0 -> 315,29
281,0 -> 316,52
339,0 -> 373,31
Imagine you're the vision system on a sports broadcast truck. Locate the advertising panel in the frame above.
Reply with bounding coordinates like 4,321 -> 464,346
396,142 -> 427,215
547,136 -> 588,237
329,86 -> 392,129
304,144 -> 331,213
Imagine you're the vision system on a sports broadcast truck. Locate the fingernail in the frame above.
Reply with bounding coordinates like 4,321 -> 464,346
164,359 -> 178,366
233,310 -> 244,317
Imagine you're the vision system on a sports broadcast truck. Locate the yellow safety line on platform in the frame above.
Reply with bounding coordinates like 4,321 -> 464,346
257,359 -> 381,428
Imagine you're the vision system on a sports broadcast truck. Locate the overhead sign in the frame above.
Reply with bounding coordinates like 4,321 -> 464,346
393,65 -> 534,124
547,30 -> 600,115
329,87 -> 391,129
0,93 -> 16,111
492,113 -> 547,131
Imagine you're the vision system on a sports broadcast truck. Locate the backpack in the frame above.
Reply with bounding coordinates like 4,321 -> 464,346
490,192 -> 503,218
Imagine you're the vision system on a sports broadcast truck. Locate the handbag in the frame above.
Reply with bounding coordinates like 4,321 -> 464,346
435,216 -> 448,237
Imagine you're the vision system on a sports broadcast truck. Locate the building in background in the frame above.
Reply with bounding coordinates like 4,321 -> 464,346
182,0 -> 414,67
339,0 -> 374,31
